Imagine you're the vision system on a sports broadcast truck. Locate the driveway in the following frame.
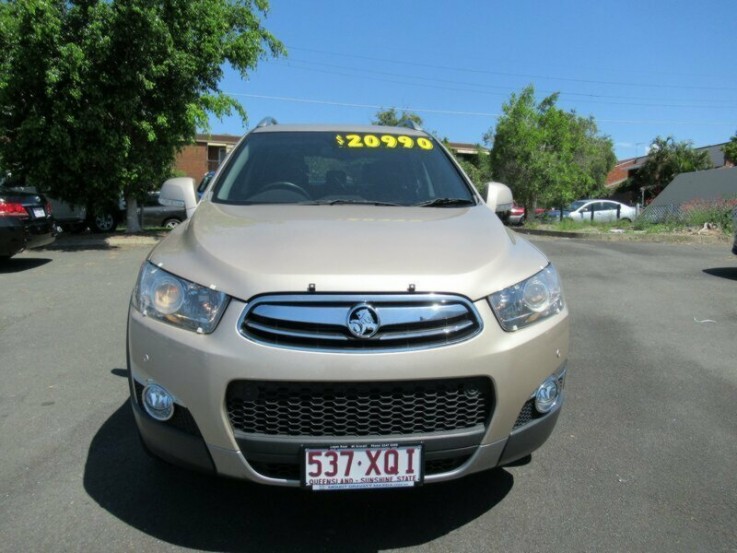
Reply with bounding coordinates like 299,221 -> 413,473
1,238 -> 736,552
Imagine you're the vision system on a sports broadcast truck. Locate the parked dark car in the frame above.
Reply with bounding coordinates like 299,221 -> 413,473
0,188 -> 56,259
52,192 -> 184,231
141,192 -> 186,228
197,171 -> 215,199
1,185 -> 123,233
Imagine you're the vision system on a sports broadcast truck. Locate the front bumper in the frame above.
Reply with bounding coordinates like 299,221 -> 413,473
127,295 -> 569,487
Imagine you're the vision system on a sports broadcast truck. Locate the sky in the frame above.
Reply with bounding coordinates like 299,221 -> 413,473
210,0 -> 737,161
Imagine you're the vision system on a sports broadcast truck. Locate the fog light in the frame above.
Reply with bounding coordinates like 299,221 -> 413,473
534,376 -> 561,414
142,383 -> 174,421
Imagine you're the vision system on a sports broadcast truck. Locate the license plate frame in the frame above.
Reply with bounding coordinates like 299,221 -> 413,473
302,444 -> 423,491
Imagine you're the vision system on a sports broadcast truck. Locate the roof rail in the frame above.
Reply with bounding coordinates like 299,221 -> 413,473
397,118 -> 423,131
256,117 -> 278,128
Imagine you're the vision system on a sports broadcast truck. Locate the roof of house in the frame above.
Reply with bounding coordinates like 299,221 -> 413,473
607,142 -> 729,190
194,133 -> 241,145
647,166 -> 737,208
446,142 -> 489,155
617,143 -> 726,167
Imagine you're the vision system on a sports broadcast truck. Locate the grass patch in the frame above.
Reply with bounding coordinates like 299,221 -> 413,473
528,218 -> 634,233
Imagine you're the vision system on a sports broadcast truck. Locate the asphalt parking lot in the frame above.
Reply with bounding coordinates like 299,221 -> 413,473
1,237 -> 736,552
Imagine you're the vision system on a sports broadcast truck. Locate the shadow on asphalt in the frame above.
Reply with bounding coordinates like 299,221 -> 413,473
46,244 -> 119,252
84,398 -> 513,552
0,256 -> 52,273
703,267 -> 737,281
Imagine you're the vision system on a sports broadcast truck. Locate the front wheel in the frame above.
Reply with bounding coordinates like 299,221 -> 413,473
89,211 -> 118,233
162,218 -> 181,229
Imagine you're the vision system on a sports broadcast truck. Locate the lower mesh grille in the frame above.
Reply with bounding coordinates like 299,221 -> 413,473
513,399 -> 544,429
226,377 -> 493,437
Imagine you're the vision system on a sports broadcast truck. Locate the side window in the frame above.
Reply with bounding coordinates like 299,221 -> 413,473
145,193 -> 160,207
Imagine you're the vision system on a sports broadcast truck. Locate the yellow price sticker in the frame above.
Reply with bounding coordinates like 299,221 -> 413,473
335,134 -> 434,150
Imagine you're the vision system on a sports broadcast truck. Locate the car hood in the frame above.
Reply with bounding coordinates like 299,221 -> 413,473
148,201 -> 550,301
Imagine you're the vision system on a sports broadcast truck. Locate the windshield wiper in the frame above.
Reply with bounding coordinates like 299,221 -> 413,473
414,198 -> 475,207
302,199 -> 402,206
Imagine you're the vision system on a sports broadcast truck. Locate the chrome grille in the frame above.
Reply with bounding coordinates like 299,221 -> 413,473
226,377 -> 493,437
238,294 -> 482,351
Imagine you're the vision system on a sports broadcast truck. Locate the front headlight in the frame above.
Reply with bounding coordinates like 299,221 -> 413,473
489,264 -> 564,331
131,262 -> 229,334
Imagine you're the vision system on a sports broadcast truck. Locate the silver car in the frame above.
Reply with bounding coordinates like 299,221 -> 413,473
127,120 -> 569,491
550,199 -> 636,223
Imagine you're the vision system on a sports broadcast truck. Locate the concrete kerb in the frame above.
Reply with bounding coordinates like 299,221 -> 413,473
43,231 -> 164,250
516,227 -> 731,245
41,227 -> 729,251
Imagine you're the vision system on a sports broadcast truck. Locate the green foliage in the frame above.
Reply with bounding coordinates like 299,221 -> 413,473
723,131 -> 737,165
545,218 -> 634,232
631,136 -> 713,196
455,158 -> 486,195
372,108 -> 423,128
631,219 -> 681,233
440,138 -> 491,195
0,0 -> 283,231
486,85 -> 615,213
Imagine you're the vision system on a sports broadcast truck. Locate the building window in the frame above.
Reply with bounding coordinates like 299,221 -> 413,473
207,145 -> 227,172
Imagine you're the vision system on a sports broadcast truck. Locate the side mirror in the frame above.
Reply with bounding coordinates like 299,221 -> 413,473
485,181 -> 514,213
160,177 -> 198,218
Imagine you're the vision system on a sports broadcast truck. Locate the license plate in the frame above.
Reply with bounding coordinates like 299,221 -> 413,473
303,444 -> 423,490
32,207 -> 45,218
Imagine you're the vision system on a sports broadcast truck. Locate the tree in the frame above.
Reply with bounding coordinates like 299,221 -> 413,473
486,85 -> 615,217
723,131 -> 737,165
631,136 -> 713,202
0,0 -> 284,232
541,111 -> 616,211
372,108 -> 423,128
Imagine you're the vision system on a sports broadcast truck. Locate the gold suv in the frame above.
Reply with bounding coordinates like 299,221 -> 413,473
127,120 -> 569,491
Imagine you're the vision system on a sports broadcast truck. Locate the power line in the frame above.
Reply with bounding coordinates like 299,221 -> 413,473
225,93 -> 500,117
286,45 -> 737,93
225,92 -> 732,126
279,59 -> 737,111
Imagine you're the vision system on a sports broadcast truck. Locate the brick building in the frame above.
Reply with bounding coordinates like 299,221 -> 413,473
174,133 -> 241,182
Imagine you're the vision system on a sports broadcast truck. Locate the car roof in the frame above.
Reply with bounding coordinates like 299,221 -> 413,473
250,123 -> 428,137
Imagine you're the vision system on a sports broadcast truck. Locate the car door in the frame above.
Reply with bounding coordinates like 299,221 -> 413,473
594,202 -> 616,223
142,193 -> 164,227
575,202 -> 594,222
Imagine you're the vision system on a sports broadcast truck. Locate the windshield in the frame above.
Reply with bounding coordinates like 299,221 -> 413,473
566,200 -> 588,211
212,131 -> 476,206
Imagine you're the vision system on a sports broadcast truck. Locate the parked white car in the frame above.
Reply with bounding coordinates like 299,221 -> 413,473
547,199 -> 636,223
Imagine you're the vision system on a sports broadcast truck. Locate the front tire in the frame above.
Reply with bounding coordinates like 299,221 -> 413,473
163,218 -> 181,230
89,211 -> 118,233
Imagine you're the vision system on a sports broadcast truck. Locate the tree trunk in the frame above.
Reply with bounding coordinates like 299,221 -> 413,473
126,196 -> 142,233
